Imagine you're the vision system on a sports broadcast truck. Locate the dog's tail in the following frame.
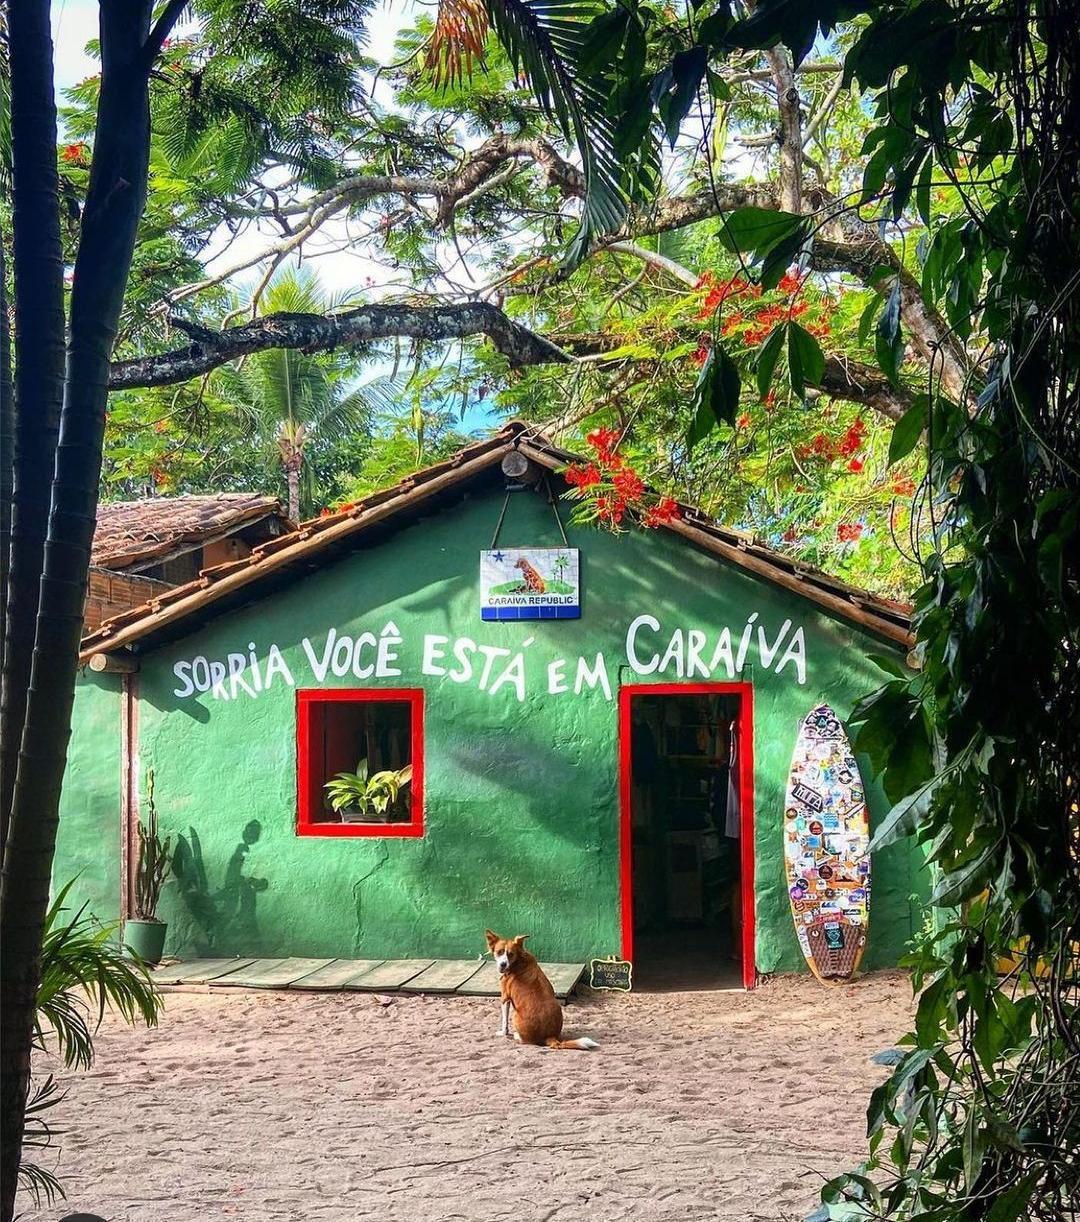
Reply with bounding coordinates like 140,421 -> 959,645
545,1036 -> 600,1051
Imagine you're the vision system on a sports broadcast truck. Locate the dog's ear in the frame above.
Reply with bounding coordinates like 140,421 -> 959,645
513,934 -> 530,946
484,929 -> 499,949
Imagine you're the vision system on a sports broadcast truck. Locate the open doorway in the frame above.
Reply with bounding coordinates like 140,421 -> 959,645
619,684 -> 755,990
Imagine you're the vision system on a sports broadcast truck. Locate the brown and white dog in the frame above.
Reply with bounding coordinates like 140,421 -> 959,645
485,930 -> 599,1050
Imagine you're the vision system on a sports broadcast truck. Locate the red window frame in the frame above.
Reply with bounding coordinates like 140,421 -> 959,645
296,688 -> 425,838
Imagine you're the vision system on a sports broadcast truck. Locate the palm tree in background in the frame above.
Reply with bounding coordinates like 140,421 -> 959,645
215,268 -> 398,521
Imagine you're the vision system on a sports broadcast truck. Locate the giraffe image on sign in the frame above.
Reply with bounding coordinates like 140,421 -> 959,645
480,549 -> 580,621
783,703 -> 871,984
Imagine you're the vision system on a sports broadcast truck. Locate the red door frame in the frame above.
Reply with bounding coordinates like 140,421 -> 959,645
618,682 -> 756,989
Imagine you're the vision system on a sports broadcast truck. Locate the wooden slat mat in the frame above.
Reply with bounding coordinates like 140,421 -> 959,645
540,963 -> 588,997
347,959 -> 434,990
401,959 -> 485,993
152,958 -> 255,985
288,960 -> 386,990
210,958 -> 328,989
455,961 -> 503,995
455,961 -> 583,998
148,957 -> 586,997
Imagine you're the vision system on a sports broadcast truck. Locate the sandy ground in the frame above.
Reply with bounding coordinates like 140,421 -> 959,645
24,972 -> 915,1222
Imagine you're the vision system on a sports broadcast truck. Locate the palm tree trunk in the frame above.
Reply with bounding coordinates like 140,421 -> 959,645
0,4 -> 155,1214
1,232 -> 13,710
286,466 -> 301,521
0,0 -> 66,857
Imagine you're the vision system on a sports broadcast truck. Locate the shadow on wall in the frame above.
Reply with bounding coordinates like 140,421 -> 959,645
172,820 -> 269,954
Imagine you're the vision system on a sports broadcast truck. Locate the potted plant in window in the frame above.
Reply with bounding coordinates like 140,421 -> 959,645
123,769 -> 173,964
324,760 -> 413,824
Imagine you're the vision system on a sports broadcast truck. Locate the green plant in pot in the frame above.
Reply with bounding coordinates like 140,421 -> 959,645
324,760 -> 412,824
124,769 -> 173,964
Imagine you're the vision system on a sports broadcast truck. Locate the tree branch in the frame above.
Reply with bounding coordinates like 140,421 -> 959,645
817,357 -> 913,421
604,241 -> 699,288
152,128 -> 969,403
142,0 -> 189,66
108,302 -> 570,388
555,335 -> 915,420
764,46 -> 804,213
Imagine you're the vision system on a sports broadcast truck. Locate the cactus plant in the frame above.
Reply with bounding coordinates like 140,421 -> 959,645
134,769 -> 172,921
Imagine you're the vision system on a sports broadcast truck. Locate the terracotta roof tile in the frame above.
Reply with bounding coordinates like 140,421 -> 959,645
92,493 -> 291,571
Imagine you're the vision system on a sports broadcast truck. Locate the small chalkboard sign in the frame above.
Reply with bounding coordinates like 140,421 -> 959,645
589,957 -> 633,991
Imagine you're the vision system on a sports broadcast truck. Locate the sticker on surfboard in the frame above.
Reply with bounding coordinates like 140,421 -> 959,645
783,703 -> 870,983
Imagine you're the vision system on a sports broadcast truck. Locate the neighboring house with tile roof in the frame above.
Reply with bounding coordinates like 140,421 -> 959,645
62,422 -> 924,988
85,493 -> 292,633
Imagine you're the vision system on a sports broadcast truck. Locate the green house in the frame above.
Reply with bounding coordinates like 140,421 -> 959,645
63,423 -> 922,989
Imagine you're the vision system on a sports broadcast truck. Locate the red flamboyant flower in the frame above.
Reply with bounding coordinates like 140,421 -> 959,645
612,468 -> 645,502
778,270 -> 804,294
837,522 -> 864,543
61,143 -> 88,164
837,419 -> 867,457
566,463 -> 602,489
596,496 -> 627,526
892,476 -> 916,497
696,275 -> 750,319
847,457 -> 864,473
643,497 -> 680,528
737,413 -> 751,429
755,305 -> 786,327
586,426 -> 620,461
690,345 -> 710,366
782,528 -> 798,543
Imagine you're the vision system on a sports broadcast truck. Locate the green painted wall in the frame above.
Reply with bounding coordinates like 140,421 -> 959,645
68,488 -> 927,973
53,672 -> 123,923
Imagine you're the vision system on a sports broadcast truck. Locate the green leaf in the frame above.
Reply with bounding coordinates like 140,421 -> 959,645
869,780 -> 936,853
717,207 -> 802,256
962,1104 -> 984,1194
868,652 -> 909,679
758,226 -> 810,290
986,1173 -> 1038,1222
687,345 -> 741,449
857,292 -> 881,345
887,396 -> 929,466
875,282 -> 904,384
915,154 -> 935,226
786,322 -> 825,399
932,840 -> 998,907
657,47 -> 708,149
916,973 -> 951,1046
755,325 -> 785,398
578,8 -> 629,76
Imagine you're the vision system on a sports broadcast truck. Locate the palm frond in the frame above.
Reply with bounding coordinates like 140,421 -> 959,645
480,0 -> 658,266
36,879 -> 161,1070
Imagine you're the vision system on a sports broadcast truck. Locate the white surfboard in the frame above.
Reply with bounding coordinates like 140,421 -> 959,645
783,704 -> 870,983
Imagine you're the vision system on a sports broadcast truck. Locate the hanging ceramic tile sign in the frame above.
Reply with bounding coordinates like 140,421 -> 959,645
480,548 -> 581,621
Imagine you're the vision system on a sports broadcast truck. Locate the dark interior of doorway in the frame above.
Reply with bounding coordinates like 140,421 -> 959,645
630,692 -> 743,991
